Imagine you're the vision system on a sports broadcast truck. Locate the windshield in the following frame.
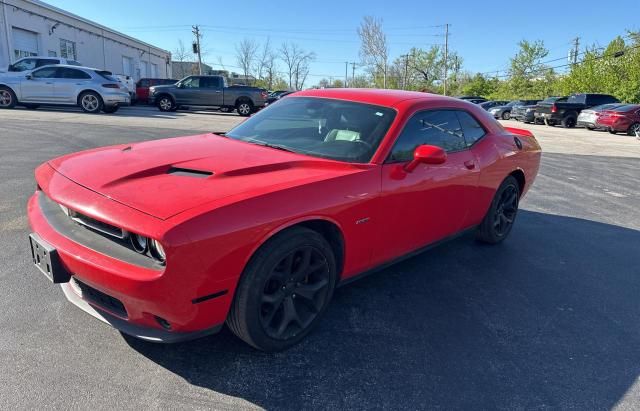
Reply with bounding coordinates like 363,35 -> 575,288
507,101 -> 521,107
226,97 -> 397,163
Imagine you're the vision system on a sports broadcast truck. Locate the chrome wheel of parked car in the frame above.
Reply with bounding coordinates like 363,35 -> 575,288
79,92 -> 102,114
627,123 -> 640,136
158,96 -> 175,112
237,102 -> 252,116
0,87 -> 16,109
227,227 -> 336,351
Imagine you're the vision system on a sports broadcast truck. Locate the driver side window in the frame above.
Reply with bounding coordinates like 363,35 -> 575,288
181,77 -> 200,88
389,110 -> 466,162
13,58 -> 37,71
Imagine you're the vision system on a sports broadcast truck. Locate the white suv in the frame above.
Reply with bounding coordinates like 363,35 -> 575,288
1,56 -> 82,74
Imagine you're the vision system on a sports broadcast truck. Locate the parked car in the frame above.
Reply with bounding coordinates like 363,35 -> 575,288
136,78 -> 178,103
0,64 -> 129,113
457,95 -> 485,101
467,98 -> 488,104
479,100 -> 509,111
535,93 -> 619,128
595,104 -> 640,135
489,100 -> 540,120
27,89 -> 541,351
576,103 -> 626,130
266,90 -> 294,105
149,75 -> 268,116
511,100 -> 543,123
0,56 -> 82,74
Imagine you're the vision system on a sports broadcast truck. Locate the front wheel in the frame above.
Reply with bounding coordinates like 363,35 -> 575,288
79,91 -> 103,114
501,111 -> 511,120
476,176 -> 520,244
227,227 -> 337,352
157,95 -> 175,112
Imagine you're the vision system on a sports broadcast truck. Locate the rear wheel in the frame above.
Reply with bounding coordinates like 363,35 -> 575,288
227,227 -> 337,352
476,176 -> 520,244
501,111 -> 511,120
79,91 -> 103,114
562,115 -> 577,128
236,100 -> 253,117
627,123 -> 640,136
0,86 -> 17,109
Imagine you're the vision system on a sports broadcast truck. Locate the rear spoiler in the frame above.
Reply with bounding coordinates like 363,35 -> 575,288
504,127 -> 534,138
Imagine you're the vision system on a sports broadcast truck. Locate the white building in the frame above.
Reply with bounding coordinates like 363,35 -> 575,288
0,0 -> 171,79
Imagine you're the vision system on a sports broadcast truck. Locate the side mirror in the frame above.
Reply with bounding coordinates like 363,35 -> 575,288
25,74 -> 32,80
404,144 -> 447,172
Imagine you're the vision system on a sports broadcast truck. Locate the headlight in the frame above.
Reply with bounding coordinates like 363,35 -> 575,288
150,239 -> 166,263
130,233 -> 148,253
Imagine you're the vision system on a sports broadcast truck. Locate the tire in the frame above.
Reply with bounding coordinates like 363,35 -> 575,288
627,123 -> 640,136
585,126 -> 594,131
102,105 -> 119,114
609,129 -> 617,135
157,95 -> 175,112
0,86 -> 17,109
561,115 -> 577,128
476,176 -> 520,244
23,104 -> 40,110
78,91 -> 103,114
227,227 -> 337,352
236,100 -> 253,117
501,111 -> 511,120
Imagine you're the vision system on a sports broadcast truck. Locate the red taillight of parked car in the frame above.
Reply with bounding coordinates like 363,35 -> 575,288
551,104 -> 557,113
102,84 -> 120,89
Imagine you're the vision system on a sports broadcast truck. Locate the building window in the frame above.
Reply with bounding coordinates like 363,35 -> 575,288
14,50 -> 37,59
122,56 -> 134,76
60,39 -> 77,60
150,63 -> 158,78
48,50 -> 57,57
12,27 -> 39,60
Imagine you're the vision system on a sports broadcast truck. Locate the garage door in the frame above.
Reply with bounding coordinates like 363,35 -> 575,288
122,56 -> 133,76
12,27 -> 38,59
139,61 -> 148,78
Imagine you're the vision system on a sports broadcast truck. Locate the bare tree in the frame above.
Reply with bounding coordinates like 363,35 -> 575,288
279,42 -> 315,90
235,38 -> 259,85
173,40 -> 193,79
357,16 -> 389,88
254,38 -> 272,82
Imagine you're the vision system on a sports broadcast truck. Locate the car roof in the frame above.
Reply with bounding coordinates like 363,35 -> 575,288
291,88 -> 459,107
37,64 -> 102,71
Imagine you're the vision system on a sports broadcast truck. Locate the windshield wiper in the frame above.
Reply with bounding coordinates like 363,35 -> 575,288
244,138 -> 296,153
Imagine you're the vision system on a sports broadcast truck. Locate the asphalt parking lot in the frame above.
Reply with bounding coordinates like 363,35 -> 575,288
1,106 -> 640,410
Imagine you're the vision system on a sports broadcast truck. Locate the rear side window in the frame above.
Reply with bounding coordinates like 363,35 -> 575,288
456,111 -> 486,146
201,77 -> 221,88
389,110 -> 466,162
58,68 -> 91,79
95,70 -> 117,81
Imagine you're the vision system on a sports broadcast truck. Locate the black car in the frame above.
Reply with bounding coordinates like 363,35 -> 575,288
535,93 -> 619,128
511,99 -> 545,123
266,91 -> 294,106
489,100 -> 540,120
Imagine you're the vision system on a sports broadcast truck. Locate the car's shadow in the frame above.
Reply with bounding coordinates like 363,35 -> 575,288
124,210 -> 640,409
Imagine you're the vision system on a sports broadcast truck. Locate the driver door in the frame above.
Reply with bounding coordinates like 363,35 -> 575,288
19,67 -> 58,102
374,109 -> 481,265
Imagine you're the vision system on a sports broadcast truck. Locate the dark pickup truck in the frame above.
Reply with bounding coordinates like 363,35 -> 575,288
535,93 -> 619,128
149,75 -> 268,116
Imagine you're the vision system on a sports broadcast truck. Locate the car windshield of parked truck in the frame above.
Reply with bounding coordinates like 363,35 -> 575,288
225,97 -> 397,163
567,95 -> 586,104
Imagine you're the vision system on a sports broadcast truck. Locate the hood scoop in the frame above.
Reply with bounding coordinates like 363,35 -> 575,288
167,167 -> 213,178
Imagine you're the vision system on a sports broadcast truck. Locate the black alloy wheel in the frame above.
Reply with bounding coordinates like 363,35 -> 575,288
477,176 -> 520,244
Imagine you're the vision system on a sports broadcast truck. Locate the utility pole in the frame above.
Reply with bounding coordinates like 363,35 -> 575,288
571,37 -> 580,65
443,23 -> 449,96
345,61 -> 348,87
402,54 -> 409,90
350,62 -> 357,86
192,25 -> 203,75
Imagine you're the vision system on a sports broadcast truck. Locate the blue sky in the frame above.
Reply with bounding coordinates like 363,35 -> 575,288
48,0 -> 639,83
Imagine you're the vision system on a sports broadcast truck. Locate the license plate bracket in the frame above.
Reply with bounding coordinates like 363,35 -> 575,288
29,233 -> 70,283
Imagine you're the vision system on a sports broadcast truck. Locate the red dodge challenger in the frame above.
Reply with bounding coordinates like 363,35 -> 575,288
28,89 -> 541,351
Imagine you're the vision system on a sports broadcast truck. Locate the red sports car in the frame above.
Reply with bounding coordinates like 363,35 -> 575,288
28,89 -> 541,351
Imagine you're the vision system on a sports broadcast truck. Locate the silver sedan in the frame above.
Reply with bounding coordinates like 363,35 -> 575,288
0,65 -> 130,113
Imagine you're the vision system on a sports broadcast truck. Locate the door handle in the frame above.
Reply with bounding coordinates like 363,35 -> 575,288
464,160 -> 476,170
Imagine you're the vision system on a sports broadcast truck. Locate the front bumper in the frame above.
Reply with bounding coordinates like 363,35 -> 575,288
27,166 -> 237,342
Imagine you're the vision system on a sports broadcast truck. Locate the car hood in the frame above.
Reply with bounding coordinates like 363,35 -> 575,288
48,134 -> 363,220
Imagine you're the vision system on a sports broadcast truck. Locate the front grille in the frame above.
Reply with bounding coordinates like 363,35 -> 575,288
71,277 -> 128,318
